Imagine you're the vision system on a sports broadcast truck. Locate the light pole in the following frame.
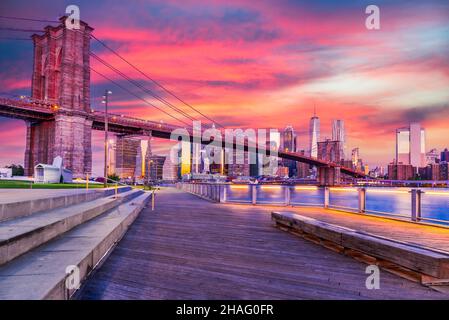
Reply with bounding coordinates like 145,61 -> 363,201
147,159 -> 154,190
102,90 -> 112,188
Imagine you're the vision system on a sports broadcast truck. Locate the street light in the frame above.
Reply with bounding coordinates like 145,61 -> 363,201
146,159 -> 154,190
102,90 -> 112,187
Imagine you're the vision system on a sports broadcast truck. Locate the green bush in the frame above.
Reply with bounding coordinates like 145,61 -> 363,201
108,173 -> 120,183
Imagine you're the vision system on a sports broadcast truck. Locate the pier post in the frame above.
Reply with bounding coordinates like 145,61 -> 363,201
252,185 -> 257,205
358,188 -> 366,213
324,187 -> 329,208
220,185 -> 227,203
411,189 -> 424,221
285,186 -> 291,206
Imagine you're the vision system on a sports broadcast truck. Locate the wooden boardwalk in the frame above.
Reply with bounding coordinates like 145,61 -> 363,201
77,188 -> 445,300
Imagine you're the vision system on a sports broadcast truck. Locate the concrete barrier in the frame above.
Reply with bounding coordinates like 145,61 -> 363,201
177,183 -> 222,203
0,191 -> 150,300
0,186 -> 132,222
272,211 -> 449,280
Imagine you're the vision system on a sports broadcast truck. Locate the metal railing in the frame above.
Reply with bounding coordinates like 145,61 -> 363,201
177,183 -> 449,226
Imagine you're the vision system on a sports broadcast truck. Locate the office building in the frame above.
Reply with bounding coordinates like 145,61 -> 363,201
441,148 -> 449,162
387,163 -> 415,180
115,137 -> 140,179
282,125 -> 295,152
440,162 -> 449,180
332,119 -> 345,160
162,147 -> 180,181
135,139 -> 151,178
148,155 -> 165,181
296,150 -> 310,178
281,125 -> 297,177
351,147 -> 359,169
227,147 -> 250,177
395,123 -> 426,168
259,130 -> 280,176
426,148 -> 439,164
309,110 -> 320,158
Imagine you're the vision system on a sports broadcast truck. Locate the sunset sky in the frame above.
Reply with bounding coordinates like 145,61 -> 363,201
0,0 -> 448,175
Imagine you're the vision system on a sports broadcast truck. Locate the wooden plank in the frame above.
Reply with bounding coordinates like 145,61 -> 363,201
75,189 -> 445,300
273,211 -> 449,280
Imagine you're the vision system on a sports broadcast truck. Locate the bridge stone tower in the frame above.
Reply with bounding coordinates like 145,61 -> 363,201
24,17 -> 93,177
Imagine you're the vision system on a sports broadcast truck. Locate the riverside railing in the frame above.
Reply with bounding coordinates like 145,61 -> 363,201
177,183 -> 449,226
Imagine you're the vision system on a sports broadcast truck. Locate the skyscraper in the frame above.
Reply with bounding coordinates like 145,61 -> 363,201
396,128 -> 410,164
309,109 -> 320,158
351,147 -> 359,169
410,122 -> 425,168
395,123 -> 426,168
282,125 -> 295,152
148,155 -> 166,181
332,119 -> 345,160
162,146 -> 180,181
259,130 -> 280,176
441,148 -> 449,162
426,148 -> 439,164
282,125 -> 296,177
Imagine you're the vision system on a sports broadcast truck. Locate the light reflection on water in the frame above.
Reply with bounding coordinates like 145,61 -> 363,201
224,185 -> 449,224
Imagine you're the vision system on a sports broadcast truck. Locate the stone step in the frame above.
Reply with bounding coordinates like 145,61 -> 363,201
0,186 -> 132,222
0,188 -> 143,266
0,191 -> 151,300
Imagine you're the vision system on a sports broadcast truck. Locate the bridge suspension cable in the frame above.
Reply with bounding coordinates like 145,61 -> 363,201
90,52 -> 199,124
0,14 -> 226,129
0,27 -> 43,33
0,15 -> 58,24
90,34 -> 226,129
90,52 -> 198,122
90,67 -> 191,127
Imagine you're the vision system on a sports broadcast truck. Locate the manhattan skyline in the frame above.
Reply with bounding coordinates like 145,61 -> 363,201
0,0 -> 448,175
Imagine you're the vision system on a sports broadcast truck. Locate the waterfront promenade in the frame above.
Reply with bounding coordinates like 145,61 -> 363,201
77,187 -> 444,299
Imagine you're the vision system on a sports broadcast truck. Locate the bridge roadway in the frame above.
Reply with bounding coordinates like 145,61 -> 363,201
77,187 -> 443,299
0,96 -> 365,178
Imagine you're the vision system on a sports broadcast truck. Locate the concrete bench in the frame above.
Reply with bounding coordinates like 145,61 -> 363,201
272,211 -> 449,280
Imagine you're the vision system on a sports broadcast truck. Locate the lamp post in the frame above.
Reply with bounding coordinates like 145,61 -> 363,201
102,90 -> 112,188
147,159 -> 154,190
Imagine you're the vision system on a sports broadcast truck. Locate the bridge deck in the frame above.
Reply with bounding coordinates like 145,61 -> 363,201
77,188 -> 443,299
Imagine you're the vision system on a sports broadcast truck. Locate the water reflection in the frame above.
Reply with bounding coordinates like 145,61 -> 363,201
224,185 -> 449,224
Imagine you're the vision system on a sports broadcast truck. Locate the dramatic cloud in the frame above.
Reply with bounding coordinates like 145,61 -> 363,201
1,0 -> 449,172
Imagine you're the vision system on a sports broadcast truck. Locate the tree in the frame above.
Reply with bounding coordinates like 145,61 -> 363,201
6,164 -> 24,176
107,173 -> 120,183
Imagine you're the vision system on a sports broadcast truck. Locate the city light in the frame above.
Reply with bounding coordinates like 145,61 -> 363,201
425,191 -> 449,196
229,185 -> 249,190
366,189 -> 409,194
260,185 -> 282,190
329,187 -> 358,192
294,186 -> 318,191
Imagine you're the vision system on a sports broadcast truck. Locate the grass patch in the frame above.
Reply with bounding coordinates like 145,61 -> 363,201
0,180 -> 107,189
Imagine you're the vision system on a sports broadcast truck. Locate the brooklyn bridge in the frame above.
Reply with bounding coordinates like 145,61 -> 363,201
0,16 -> 366,184
1,10 -> 449,302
